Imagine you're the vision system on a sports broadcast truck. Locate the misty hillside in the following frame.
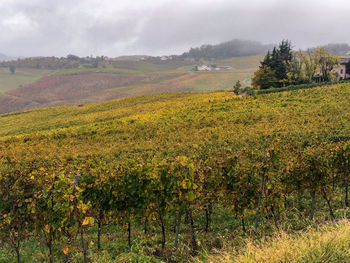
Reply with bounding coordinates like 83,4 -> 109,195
179,40 -> 350,62
324,43 -> 350,56
181,39 -> 273,60
0,53 -> 14,62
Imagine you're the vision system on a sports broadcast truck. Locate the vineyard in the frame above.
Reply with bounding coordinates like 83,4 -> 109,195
0,83 -> 349,262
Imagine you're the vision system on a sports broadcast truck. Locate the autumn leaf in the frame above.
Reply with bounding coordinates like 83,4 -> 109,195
82,217 -> 94,226
63,246 -> 69,255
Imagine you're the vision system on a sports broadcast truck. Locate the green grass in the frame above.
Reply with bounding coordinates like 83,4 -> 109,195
0,68 -> 53,93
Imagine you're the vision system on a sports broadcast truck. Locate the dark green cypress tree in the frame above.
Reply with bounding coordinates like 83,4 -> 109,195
274,40 -> 293,86
261,51 -> 271,68
270,47 -> 278,70
256,40 -> 294,89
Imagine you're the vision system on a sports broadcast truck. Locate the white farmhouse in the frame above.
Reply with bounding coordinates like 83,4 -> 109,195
196,64 -> 212,71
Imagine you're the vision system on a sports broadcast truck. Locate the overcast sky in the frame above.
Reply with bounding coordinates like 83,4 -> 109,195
1,0 -> 350,57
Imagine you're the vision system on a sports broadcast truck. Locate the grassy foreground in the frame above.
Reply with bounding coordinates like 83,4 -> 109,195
207,220 -> 350,263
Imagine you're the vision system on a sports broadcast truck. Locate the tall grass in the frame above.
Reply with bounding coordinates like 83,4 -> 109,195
206,220 -> 350,263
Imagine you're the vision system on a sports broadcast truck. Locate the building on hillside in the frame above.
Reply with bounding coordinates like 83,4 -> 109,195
160,56 -> 173,61
195,64 -> 212,71
194,64 -> 232,71
215,65 -> 232,70
314,56 -> 350,82
335,56 -> 350,80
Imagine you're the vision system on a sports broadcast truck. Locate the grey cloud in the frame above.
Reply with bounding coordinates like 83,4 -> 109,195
0,0 -> 350,57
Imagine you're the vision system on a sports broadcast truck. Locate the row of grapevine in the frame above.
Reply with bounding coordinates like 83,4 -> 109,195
0,141 -> 349,262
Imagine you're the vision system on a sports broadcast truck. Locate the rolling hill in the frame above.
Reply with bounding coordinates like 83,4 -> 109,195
0,55 -> 262,114
0,81 -> 348,158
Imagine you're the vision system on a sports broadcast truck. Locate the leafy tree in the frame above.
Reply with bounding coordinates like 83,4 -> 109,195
9,65 -> 15,74
304,49 -> 320,83
92,61 -> 99,68
286,50 -> 308,84
233,80 -> 242,95
254,41 -> 340,89
301,47 -> 340,82
252,66 -> 278,89
66,54 -> 80,61
261,51 -> 272,68
269,40 -> 293,86
314,47 -> 340,82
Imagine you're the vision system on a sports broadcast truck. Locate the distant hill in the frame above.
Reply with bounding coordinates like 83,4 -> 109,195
303,43 -> 350,56
181,39 -> 273,60
113,55 -> 151,61
324,43 -> 350,56
0,53 -> 14,62
0,55 -> 261,114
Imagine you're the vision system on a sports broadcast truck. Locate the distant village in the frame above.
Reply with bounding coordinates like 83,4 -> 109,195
107,55 -> 233,71
193,64 -> 232,71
